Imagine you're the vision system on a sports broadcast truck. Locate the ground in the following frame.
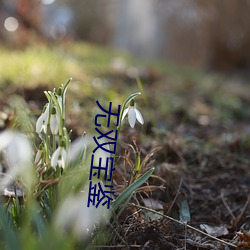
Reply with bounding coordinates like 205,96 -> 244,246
0,42 -> 249,249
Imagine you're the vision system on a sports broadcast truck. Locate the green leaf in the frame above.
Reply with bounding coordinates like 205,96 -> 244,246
62,78 -> 72,98
112,167 -> 154,211
112,192 -> 133,225
32,209 -> 46,237
135,152 -> 141,173
0,208 -> 21,250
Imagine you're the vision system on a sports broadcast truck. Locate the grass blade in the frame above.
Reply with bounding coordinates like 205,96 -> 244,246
112,167 -> 154,211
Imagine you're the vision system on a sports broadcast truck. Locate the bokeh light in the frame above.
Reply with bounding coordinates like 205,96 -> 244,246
50,24 -> 67,40
4,17 -> 19,32
41,0 -> 55,5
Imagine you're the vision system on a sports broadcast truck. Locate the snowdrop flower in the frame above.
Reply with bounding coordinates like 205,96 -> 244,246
67,134 -> 91,164
50,106 -> 60,135
122,99 -> 144,128
54,186 -> 109,241
0,130 -> 33,190
51,143 -> 67,169
36,103 -> 50,133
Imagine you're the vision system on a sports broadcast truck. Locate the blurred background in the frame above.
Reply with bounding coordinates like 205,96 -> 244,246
1,0 -> 250,73
0,2 -> 250,249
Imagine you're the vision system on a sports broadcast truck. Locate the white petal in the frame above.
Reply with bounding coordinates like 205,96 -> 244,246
51,147 -> 61,168
41,122 -> 48,133
36,104 -> 50,134
121,107 -> 129,121
44,104 -> 50,119
55,195 -> 81,232
128,108 -> 136,128
50,114 -> 59,135
36,113 -> 45,133
60,148 -> 67,169
61,148 -> 67,161
0,130 -> 13,151
58,159 -> 64,169
5,133 -> 32,170
68,135 -> 92,163
54,184 -> 109,240
0,131 -> 33,191
135,109 -> 144,125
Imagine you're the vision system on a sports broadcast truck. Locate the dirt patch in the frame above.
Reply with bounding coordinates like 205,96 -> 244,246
2,74 -> 250,249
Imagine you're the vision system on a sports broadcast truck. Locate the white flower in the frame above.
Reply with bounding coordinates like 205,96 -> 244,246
122,99 -> 144,128
51,145 -> 67,169
54,186 -> 109,241
67,134 -> 91,164
50,106 -> 60,135
0,130 -> 33,190
36,104 -> 50,133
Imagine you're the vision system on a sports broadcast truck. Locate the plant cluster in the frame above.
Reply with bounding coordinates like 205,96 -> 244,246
0,79 -> 153,250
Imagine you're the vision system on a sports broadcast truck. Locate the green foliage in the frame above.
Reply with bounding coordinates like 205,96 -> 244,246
7,95 -> 35,136
0,46 -> 70,86
0,43 -> 130,87
112,167 -> 155,211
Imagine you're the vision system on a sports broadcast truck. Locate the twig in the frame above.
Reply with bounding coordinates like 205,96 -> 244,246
89,244 -> 141,248
34,179 -> 60,198
233,192 -> 250,227
166,178 -> 183,215
129,203 -> 237,249
221,190 -> 236,221
184,221 -> 187,250
39,177 -> 60,184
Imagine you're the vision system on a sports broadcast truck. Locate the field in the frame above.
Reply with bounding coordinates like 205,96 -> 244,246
0,42 -> 249,250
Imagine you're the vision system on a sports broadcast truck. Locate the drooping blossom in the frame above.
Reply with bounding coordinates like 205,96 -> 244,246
36,103 -> 50,133
51,144 -> 67,169
122,99 -> 144,128
50,106 -> 60,135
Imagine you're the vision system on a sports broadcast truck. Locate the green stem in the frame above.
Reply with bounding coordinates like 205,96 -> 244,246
52,134 -> 56,152
110,92 -> 142,186
44,95 -> 53,164
61,78 -> 72,125
114,92 -> 141,160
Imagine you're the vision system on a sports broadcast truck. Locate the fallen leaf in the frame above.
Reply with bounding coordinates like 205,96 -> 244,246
174,192 -> 191,222
142,198 -> 164,221
237,231 -> 250,248
179,199 -> 191,222
200,224 -> 229,237
143,198 -> 163,211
